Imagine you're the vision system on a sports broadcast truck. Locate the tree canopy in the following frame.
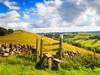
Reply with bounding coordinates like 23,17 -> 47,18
0,27 -> 14,36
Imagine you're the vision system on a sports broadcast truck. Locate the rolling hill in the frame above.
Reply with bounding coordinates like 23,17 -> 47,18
0,30 -> 100,57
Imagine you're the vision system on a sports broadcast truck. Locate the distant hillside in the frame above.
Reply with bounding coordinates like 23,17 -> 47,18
90,31 -> 100,34
0,30 -> 100,57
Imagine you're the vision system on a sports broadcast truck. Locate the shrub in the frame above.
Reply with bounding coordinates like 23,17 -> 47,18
35,57 -> 47,70
0,27 -> 7,36
7,28 -> 14,34
61,54 -> 100,71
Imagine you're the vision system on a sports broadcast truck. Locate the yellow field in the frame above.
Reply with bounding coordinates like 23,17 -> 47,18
0,30 -> 100,57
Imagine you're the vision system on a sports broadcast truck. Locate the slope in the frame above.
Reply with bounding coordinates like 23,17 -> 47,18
0,30 -> 100,57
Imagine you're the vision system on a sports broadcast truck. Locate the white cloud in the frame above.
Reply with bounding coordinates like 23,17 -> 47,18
30,0 -> 62,28
0,0 -> 20,10
0,10 -> 21,29
23,13 -> 30,20
29,0 -> 100,33
24,8 -> 37,16
0,10 -> 20,23
36,0 -> 61,17
0,10 -> 32,31
34,0 -> 88,28
0,11 -> 31,31
58,0 -> 87,22
7,22 -> 30,30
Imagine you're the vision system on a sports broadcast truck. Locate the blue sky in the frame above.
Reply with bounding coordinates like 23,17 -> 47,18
0,0 -> 100,33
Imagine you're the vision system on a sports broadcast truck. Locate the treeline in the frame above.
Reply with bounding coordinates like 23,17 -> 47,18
66,40 -> 100,53
0,27 -> 14,36
44,32 -> 60,40
89,35 -> 100,40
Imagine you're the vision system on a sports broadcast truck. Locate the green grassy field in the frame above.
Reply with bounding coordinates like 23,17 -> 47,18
62,32 -> 100,53
74,39 -> 97,47
75,33 -> 100,47
0,54 -> 100,75
92,41 -> 100,47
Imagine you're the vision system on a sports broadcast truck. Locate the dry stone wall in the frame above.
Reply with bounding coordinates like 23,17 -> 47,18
0,44 -> 37,57
55,49 -> 80,59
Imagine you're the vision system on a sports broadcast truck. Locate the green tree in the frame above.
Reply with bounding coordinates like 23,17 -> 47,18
0,27 -> 7,36
7,28 -> 14,34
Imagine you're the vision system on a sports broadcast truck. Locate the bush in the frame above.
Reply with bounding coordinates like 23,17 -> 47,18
0,27 -> 7,36
7,28 -> 14,34
0,27 -> 14,36
35,57 -> 47,70
61,60 -> 74,70
61,54 -> 100,70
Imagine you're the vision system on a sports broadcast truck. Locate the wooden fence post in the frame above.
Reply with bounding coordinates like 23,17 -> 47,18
93,48 -> 96,68
40,34 -> 44,60
36,39 -> 38,61
44,54 -> 52,69
59,34 -> 63,60
47,57 -> 52,69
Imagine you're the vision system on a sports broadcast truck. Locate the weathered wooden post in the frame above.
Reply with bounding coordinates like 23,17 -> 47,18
40,34 -> 44,60
59,34 -> 63,60
36,39 -> 38,61
44,54 -> 52,69
48,57 -> 52,69
93,48 -> 96,68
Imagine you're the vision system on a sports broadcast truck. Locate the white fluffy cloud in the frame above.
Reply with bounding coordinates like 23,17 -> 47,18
0,0 -> 20,10
58,0 -> 86,23
0,10 -> 31,31
0,0 -> 32,31
7,22 -> 30,30
0,10 -> 20,23
32,0 -> 62,28
23,13 -> 30,20
29,0 -> 100,33
36,0 -> 61,17
0,0 -> 31,31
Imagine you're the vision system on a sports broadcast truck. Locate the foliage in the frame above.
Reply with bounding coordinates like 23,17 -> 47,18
0,27 -> 7,36
35,57 -> 47,70
7,28 -> 14,34
0,27 -> 14,36
61,54 -> 100,70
